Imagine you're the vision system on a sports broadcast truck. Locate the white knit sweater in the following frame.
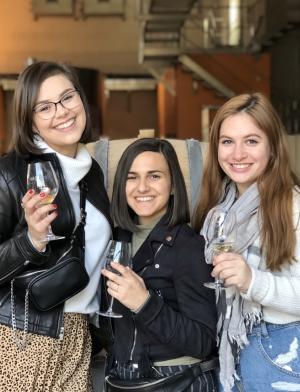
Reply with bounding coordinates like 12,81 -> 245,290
244,189 -> 300,323
34,138 -> 111,315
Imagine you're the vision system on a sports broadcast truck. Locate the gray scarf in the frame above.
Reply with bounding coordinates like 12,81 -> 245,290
201,181 -> 262,391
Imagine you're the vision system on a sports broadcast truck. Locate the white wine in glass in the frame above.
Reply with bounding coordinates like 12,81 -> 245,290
98,240 -> 132,318
204,209 -> 236,290
27,161 -> 65,242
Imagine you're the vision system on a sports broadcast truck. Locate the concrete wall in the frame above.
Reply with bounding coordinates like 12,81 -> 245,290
0,0 -> 140,75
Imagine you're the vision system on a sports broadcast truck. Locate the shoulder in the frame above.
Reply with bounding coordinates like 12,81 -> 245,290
114,227 -> 132,242
174,223 -> 205,248
293,187 -> 300,229
0,151 -> 17,168
0,151 -> 23,181
84,157 -> 105,187
293,187 -> 300,206
170,224 -> 207,272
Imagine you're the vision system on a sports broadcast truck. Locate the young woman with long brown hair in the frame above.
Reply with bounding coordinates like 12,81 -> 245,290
194,93 -> 300,391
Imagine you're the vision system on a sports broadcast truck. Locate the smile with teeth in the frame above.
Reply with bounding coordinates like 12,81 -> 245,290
135,196 -> 154,202
231,163 -> 251,168
55,118 -> 75,129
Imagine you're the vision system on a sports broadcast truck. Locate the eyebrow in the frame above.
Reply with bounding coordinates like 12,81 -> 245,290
219,133 -> 263,139
128,170 -> 165,174
35,88 -> 75,106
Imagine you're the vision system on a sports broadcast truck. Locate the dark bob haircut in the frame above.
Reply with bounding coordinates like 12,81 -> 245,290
11,61 -> 92,156
111,138 -> 190,232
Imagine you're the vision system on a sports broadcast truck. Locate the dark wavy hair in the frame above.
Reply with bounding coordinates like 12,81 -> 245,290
11,61 -> 92,156
111,138 -> 190,232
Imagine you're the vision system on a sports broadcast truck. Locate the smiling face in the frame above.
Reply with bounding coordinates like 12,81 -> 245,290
218,112 -> 271,195
125,151 -> 172,225
33,74 -> 86,157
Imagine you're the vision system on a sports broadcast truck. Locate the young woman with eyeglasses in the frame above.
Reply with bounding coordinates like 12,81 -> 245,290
0,61 -> 112,391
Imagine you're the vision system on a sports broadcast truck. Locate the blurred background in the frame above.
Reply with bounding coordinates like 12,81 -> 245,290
0,0 -> 299,172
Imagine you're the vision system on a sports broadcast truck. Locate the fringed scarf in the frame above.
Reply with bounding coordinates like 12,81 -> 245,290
201,181 -> 263,391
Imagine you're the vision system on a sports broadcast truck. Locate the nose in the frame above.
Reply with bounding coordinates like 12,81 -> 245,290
137,177 -> 149,193
232,142 -> 247,161
55,102 -> 69,117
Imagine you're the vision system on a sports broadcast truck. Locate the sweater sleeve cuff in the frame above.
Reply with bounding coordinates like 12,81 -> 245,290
242,267 -> 270,304
241,266 -> 256,301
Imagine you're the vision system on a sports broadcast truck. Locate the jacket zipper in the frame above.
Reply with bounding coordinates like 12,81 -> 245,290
0,263 -> 27,286
128,243 -> 164,362
129,320 -> 137,361
56,305 -> 64,340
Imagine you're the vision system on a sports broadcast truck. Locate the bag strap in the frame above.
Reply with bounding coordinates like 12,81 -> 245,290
71,179 -> 88,249
79,179 -> 88,227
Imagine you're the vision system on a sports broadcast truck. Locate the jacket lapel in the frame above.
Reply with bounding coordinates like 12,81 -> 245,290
133,220 -> 180,273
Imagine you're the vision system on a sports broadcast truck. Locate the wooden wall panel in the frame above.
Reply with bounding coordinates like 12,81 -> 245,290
0,87 -> 6,154
157,52 -> 271,140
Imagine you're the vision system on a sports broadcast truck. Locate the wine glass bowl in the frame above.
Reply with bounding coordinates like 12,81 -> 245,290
204,209 -> 236,290
27,161 -> 65,242
98,240 -> 132,318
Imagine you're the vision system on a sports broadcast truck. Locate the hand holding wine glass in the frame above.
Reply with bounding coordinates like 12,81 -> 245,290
98,240 -> 132,318
204,209 -> 237,290
27,161 -> 65,242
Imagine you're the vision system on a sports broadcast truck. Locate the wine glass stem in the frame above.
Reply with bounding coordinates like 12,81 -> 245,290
107,297 -> 115,313
47,224 -> 54,236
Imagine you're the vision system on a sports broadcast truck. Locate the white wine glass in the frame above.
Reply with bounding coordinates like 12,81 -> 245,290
204,209 -> 236,290
98,240 -> 132,318
27,161 -> 65,242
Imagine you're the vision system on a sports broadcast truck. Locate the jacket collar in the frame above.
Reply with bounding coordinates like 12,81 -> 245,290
117,217 -> 182,273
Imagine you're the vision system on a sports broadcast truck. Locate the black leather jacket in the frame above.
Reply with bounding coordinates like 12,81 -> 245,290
0,151 -> 112,339
106,220 -> 217,370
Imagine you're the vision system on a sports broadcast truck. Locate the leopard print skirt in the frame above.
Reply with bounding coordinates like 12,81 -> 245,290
0,313 -> 93,392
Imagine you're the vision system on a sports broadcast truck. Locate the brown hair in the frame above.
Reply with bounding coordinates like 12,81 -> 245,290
193,92 -> 300,270
11,61 -> 91,156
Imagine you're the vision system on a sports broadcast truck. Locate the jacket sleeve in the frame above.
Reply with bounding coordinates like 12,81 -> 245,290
133,231 -> 217,359
0,169 -> 50,284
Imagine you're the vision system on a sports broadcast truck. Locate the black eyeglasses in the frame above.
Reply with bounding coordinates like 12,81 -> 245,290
33,90 -> 82,120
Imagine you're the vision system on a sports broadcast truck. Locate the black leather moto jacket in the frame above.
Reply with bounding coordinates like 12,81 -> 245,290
105,220 -> 217,370
0,150 -> 112,339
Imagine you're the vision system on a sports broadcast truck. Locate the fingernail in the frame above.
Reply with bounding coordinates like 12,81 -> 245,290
39,192 -> 45,198
28,189 -> 34,195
